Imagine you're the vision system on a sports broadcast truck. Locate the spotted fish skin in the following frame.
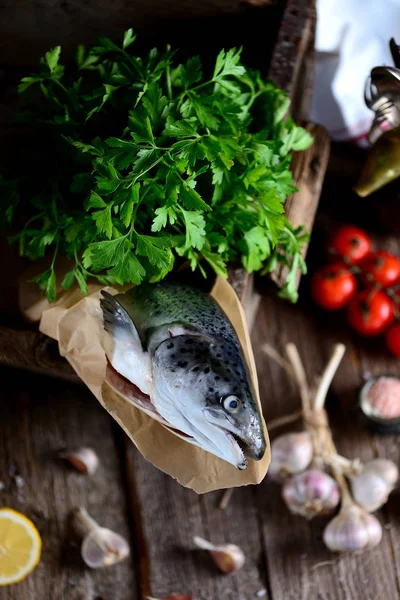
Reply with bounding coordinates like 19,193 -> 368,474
101,281 -> 266,468
116,282 -> 241,348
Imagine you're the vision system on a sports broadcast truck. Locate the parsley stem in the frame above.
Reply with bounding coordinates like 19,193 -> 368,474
178,80 -> 212,105
284,225 -> 301,247
245,90 -> 263,113
51,241 -> 59,269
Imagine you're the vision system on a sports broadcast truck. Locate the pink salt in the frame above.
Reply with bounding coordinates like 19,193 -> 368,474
368,377 -> 400,419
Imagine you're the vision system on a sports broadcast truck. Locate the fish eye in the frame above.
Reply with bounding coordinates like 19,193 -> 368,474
222,395 -> 240,413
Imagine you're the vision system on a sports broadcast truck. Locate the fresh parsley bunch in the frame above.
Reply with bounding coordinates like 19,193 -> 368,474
1,29 -> 312,302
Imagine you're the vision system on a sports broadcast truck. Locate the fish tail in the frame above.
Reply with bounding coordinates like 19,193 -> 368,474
100,290 -> 140,345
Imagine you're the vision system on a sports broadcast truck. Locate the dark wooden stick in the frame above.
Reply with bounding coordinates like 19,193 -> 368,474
0,326 -> 78,381
268,0 -> 316,117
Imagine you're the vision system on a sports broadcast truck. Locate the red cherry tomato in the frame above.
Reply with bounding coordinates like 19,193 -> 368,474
328,225 -> 371,265
311,263 -> 357,310
347,289 -> 395,336
360,250 -> 400,288
386,324 -> 400,357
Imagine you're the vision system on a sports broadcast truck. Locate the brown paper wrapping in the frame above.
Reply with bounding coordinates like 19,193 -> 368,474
21,272 -> 270,493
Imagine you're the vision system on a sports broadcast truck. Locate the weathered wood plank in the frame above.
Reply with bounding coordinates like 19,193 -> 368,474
0,368 -> 138,600
0,326 -> 78,382
268,0 -> 315,107
251,290 -> 400,600
125,443 -> 270,600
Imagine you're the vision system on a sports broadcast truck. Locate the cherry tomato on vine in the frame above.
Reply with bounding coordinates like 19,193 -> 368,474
327,225 -> 371,265
347,289 -> 395,336
311,263 -> 357,310
360,250 -> 400,288
385,324 -> 400,357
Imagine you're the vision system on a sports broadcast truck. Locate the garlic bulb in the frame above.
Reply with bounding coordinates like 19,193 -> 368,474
323,504 -> 382,552
282,470 -> 340,518
193,536 -> 245,573
268,432 -> 313,481
59,447 -> 99,475
73,507 -> 130,568
350,459 -> 398,512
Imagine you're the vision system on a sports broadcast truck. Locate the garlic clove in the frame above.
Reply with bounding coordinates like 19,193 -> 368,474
349,459 -> 398,512
59,447 -> 99,475
363,459 -> 399,486
73,507 -> 130,569
323,504 -> 382,553
193,536 -> 245,574
350,472 -> 392,513
82,527 -> 130,568
268,432 -> 313,481
282,470 -> 340,518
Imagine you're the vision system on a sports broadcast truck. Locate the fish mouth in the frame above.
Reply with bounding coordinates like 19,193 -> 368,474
224,431 -> 248,470
203,408 -> 265,466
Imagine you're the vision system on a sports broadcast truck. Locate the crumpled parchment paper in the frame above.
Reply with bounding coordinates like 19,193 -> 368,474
20,269 -> 270,493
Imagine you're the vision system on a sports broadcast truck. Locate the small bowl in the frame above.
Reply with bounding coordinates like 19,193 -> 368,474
359,375 -> 400,434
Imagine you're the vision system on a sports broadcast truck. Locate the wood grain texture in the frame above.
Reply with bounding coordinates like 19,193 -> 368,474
0,368 -> 138,600
0,326 -> 78,381
125,444 -> 270,600
267,0 -> 316,109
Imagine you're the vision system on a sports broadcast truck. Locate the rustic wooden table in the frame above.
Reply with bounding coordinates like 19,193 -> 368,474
1,147 -> 400,600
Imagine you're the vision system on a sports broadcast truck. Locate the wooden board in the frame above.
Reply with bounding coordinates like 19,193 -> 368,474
268,0 -> 316,119
0,368 -> 138,600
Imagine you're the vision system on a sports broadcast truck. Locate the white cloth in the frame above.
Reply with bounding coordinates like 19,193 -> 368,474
311,0 -> 400,143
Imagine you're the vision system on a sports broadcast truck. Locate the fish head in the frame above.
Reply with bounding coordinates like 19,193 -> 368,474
152,334 -> 266,469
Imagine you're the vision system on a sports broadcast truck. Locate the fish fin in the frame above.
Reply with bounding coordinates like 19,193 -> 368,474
100,290 -> 142,348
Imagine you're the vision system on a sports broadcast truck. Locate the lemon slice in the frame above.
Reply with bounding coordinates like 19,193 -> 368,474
0,508 -> 42,586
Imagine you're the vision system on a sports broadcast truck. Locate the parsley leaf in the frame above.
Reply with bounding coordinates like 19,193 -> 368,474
180,209 -> 206,250
108,247 -> 146,285
135,234 -> 172,269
